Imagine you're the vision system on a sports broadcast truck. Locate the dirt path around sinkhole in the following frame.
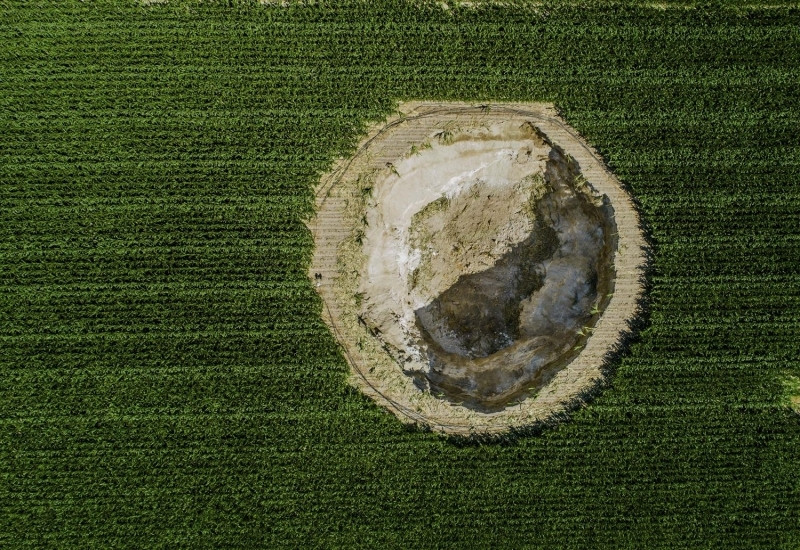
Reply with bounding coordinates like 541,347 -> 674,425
307,101 -> 648,436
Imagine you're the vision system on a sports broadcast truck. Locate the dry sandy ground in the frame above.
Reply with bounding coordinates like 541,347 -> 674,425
308,102 -> 647,435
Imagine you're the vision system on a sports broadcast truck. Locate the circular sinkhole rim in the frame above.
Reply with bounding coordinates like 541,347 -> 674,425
307,101 -> 649,436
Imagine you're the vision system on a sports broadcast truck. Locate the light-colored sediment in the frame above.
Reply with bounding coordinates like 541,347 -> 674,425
307,101 -> 648,435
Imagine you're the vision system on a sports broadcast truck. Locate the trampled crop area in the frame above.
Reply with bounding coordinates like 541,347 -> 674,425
1,1 -> 799,547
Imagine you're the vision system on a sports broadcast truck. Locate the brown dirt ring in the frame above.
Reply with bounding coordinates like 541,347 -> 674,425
307,101 -> 648,436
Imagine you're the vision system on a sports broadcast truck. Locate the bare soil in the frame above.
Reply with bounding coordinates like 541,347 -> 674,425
308,102 -> 647,435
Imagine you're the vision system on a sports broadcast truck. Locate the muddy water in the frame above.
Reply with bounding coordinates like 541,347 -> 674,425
412,147 -> 617,411
415,222 -> 558,359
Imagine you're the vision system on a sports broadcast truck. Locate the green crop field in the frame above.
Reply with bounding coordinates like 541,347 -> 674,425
2,0 -> 799,547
